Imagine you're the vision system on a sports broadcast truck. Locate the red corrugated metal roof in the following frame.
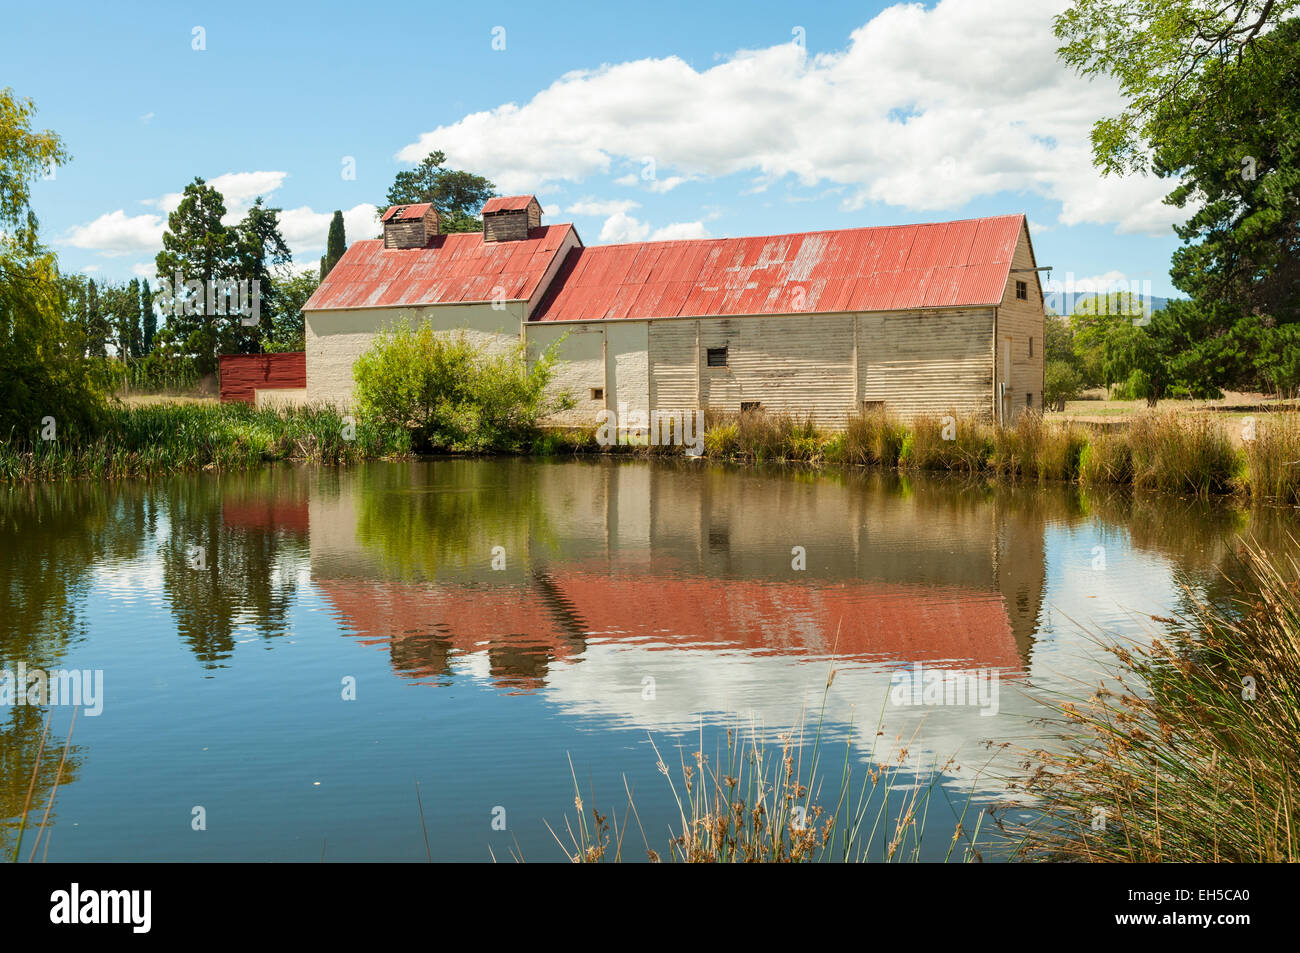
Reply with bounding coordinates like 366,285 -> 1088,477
531,214 -> 1026,322
482,195 -> 538,214
380,203 -> 432,223
320,574 -> 1023,677
303,224 -> 576,311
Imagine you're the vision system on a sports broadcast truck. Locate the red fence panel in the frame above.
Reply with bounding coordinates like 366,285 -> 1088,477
218,352 -> 306,405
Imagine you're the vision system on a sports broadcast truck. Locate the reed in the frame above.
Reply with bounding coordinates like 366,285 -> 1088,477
899,414 -> 992,471
845,410 -> 906,466
1010,539 -> 1300,862
1127,412 -> 1240,496
1242,411 -> 1300,505
548,671 -> 993,864
1077,427 -> 1133,485
0,403 -> 410,482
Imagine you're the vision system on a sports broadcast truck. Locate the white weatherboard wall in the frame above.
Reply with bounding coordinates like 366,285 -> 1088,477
525,321 -> 649,427
532,307 -> 995,431
858,308 -> 994,420
306,300 -> 1007,425
304,301 -> 524,407
995,224 -> 1046,424
646,309 -> 994,426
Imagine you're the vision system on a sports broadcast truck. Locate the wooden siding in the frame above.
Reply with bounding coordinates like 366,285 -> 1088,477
647,319 -> 698,411
382,206 -> 438,249
638,308 -> 994,426
859,308 -> 994,420
696,315 -> 855,425
484,209 -> 531,242
995,222 -> 1046,423
219,352 -> 306,405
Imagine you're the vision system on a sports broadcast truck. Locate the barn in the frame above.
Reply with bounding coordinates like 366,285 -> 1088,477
302,196 -> 1045,426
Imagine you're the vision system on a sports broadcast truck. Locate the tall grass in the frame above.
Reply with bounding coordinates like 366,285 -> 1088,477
1078,428 -> 1132,484
1010,539 -> 1300,862
900,414 -> 992,471
1243,411 -> 1300,505
0,403 -> 410,482
845,410 -> 906,466
1128,412 -> 1240,495
603,408 -> 1300,502
547,671 -> 994,864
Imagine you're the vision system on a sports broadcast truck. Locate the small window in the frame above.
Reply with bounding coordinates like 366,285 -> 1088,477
1015,280 -> 1028,301
1026,392 -> 1033,408
590,387 -> 604,401
706,346 -> 728,367
1028,336 -> 1034,357
861,400 -> 885,413
740,401 -> 762,413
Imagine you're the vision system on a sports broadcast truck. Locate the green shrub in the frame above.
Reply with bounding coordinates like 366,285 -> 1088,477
0,402 -> 409,482
352,322 -> 571,453
1044,360 -> 1082,411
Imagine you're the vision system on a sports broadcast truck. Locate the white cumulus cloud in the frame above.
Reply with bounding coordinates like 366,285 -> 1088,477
568,198 -> 641,216
397,0 -> 1179,237
156,170 -> 289,216
598,212 -> 711,243
63,210 -> 165,257
276,203 -> 380,259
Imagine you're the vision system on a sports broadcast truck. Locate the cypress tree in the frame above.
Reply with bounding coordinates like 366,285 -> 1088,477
320,210 -> 346,278
141,279 -> 156,354
85,279 -> 108,357
125,278 -> 142,358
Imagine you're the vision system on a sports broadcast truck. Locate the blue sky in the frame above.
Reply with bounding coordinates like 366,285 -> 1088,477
12,0 -> 1185,297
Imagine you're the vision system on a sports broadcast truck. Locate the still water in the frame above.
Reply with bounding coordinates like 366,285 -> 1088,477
1,458 -> 1291,861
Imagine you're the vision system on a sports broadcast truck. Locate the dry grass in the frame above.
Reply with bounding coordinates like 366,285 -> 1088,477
1009,539 -> 1300,862
545,671 -> 994,864
1127,412 -> 1240,495
676,408 -> 1300,501
1242,411 -> 1300,505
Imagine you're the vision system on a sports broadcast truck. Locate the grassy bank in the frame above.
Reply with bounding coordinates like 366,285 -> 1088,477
1009,539 -> 1300,862
7,403 -> 1300,504
0,403 -> 409,481
541,409 -> 1300,503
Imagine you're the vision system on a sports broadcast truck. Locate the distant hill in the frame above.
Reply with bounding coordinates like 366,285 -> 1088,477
1046,291 -> 1175,318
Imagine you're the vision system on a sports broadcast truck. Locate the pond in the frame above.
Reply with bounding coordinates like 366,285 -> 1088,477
1,458 -> 1292,861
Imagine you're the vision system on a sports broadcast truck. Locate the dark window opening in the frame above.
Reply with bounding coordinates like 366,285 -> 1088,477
861,400 -> 885,413
1026,392 -> 1033,407
590,387 -> 604,401
1028,336 -> 1034,357
706,347 -> 728,367
740,401 -> 762,413
1015,280 -> 1028,300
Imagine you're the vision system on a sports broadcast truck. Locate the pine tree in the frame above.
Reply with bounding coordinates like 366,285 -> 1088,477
232,198 -> 291,353
154,177 -> 236,375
